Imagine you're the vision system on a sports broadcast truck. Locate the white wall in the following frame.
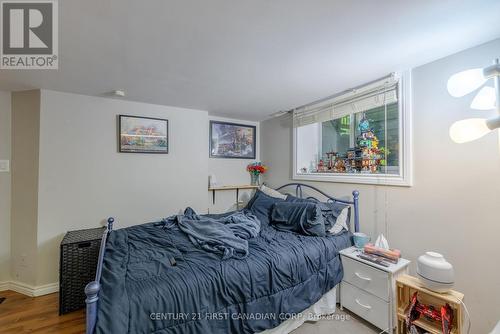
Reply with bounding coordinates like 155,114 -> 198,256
7,90 -> 258,288
261,38 -> 500,334
10,90 -> 40,286
208,116 -> 260,213
36,90 -> 209,285
0,91 -> 11,283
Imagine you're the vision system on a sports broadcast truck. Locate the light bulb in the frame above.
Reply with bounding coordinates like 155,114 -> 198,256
447,68 -> 487,97
470,86 -> 496,110
449,118 -> 491,143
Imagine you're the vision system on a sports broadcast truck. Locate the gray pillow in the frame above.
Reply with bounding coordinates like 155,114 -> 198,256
246,190 -> 286,223
259,185 -> 287,200
286,195 -> 350,233
270,202 -> 326,237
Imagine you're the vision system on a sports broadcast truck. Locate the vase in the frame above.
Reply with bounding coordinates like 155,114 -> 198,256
250,173 -> 260,186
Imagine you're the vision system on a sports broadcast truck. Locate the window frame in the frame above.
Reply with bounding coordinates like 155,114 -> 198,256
292,71 -> 413,186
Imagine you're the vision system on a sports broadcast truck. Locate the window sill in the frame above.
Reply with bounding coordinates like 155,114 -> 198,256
293,172 -> 412,187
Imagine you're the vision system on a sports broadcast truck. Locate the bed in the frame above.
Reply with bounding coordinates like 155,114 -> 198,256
84,183 -> 360,334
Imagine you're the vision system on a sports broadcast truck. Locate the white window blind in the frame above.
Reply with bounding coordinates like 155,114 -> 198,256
293,74 -> 398,128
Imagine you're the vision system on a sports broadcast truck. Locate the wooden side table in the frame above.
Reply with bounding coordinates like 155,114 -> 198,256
208,184 -> 259,209
340,246 -> 410,333
396,274 -> 464,334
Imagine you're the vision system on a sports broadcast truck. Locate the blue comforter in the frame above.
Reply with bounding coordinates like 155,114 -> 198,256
170,208 -> 260,260
96,209 -> 352,333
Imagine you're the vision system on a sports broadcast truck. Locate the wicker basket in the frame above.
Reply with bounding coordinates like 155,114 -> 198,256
59,227 -> 105,315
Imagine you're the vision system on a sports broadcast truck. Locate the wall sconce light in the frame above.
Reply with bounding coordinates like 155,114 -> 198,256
447,59 -> 500,143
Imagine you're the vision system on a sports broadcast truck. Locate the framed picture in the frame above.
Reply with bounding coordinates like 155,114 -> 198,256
210,121 -> 256,159
119,115 -> 168,153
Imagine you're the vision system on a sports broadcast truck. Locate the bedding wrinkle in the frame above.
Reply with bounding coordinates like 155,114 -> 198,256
126,230 -> 132,334
147,255 -> 345,334
170,208 -> 260,260
96,205 -> 352,334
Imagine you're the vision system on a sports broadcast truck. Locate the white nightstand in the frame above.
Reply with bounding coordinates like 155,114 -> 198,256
339,246 -> 410,333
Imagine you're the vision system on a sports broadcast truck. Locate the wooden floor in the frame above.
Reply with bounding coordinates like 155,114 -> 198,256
0,290 -> 85,334
0,290 -> 378,334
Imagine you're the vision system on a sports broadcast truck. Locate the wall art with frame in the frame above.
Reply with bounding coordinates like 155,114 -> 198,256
209,120 -> 256,159
119,115 -> 169,153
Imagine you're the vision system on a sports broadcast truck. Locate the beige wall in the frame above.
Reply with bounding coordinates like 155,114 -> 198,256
10,90 -> 40,286
34,90 -> 210,285
0,91 -> 11,282
261,38 -> 500,333
7,90 -> 257,288
208,116 -> 260,213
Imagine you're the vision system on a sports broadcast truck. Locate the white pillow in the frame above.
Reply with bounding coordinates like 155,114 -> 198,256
259,185 -> 287,200
328,207 -> 350,234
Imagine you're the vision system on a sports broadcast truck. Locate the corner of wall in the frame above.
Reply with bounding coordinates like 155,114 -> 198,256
207,115 -> 260,213
10,89 -> 41,286
0,91 -> 12,283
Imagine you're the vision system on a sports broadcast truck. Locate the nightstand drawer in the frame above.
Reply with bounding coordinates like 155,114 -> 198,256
342,256 -> 389,301
341,281 -> 389,331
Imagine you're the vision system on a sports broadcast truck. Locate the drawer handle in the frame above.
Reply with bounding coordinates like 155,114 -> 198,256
355,272 -> 372,281
355,299 -> 372,310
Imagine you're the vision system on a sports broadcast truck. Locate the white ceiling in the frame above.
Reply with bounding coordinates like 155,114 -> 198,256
1,0 -> 500,121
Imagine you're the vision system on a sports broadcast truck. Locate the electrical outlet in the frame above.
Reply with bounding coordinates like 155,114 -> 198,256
0,160 -> 9,172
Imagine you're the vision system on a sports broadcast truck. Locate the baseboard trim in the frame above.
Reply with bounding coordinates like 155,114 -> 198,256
3,281 -> 59,297
8,281 -> 33,296
34,282 -> 59,296
0,281 -> 9,291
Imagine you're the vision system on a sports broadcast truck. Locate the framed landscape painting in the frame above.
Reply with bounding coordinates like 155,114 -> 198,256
119,115 -> 168,153
210,121 -> 256,159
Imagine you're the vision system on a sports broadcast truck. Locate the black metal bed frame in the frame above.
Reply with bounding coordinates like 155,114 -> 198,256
84,183 -> 360,334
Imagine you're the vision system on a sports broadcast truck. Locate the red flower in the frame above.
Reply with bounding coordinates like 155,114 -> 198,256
247,162 -> 268,175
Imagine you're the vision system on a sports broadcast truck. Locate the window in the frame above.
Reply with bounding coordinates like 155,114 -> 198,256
293,73 -> 412,186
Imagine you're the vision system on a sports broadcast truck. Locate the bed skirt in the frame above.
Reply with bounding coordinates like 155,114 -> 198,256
258,286 -> 337,334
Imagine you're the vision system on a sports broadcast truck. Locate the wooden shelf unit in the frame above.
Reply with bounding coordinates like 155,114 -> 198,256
208,184 -> 259,209
208,185 -> 259,191
396,275 -> 463,334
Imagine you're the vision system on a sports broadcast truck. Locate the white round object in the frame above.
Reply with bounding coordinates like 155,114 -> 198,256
417,273 -> 455,294
416,251 -> 454,293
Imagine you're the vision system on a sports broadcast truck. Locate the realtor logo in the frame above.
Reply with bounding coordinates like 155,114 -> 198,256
1,0 -> 58,69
